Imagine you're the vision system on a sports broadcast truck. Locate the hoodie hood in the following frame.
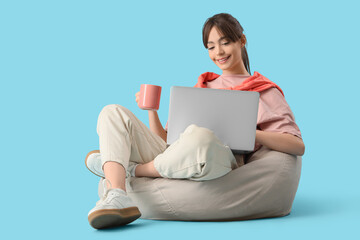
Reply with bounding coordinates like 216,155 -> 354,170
194,71 -> 284,96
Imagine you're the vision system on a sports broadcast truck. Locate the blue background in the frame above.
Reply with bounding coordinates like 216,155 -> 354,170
1,0 -> 359,239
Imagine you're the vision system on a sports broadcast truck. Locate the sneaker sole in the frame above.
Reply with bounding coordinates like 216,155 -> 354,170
88,207 -> 142,229
85,150 -> 103,177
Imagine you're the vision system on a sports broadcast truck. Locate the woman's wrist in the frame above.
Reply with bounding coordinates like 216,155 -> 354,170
148,110 -> 167,142
255,130 -> 264,145
255,130 -> 305,156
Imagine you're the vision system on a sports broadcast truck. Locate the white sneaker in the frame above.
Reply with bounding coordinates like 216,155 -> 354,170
85,150 -> 138,178
85,150 -> 104,178
88,179 -> 141,229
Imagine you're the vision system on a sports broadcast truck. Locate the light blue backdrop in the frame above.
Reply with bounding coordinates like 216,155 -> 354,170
1,0 -> 359,239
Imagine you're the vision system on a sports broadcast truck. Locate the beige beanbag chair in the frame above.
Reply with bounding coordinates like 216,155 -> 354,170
98,146 -> 302,221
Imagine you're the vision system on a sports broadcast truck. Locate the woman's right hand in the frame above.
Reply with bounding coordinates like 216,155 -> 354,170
135,91 -> 140,105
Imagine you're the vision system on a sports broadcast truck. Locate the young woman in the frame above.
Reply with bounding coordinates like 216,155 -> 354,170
85,13 -> 305,229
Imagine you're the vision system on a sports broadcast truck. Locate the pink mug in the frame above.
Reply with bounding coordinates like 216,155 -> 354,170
138,84 -> 162,110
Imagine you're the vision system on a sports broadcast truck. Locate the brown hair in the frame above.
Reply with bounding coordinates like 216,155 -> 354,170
202,13 -> 251,75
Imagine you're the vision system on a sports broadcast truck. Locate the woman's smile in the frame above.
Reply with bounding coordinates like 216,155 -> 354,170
217,55 -> 231,64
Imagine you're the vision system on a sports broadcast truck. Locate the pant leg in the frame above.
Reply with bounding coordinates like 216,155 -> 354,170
153,124 -> 238,181
97,104 -> 167,179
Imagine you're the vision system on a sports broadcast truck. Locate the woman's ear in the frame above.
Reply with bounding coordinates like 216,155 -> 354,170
241,34 -> 247,48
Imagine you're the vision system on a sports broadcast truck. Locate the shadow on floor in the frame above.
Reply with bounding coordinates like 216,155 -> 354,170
288,194 -> 345,218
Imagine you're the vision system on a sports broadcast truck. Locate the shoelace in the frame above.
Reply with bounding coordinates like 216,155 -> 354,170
96,178 -> 113,206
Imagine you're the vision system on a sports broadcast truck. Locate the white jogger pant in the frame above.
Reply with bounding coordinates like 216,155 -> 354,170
97,104 -> 238,181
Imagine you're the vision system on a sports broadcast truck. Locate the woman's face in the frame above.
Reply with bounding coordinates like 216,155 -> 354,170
207,26 -> 247,75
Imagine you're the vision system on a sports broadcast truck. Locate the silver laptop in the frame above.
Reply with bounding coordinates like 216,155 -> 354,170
166,86 -> 259,154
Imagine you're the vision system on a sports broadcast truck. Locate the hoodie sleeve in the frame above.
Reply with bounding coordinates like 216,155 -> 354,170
257,88 -> 302,139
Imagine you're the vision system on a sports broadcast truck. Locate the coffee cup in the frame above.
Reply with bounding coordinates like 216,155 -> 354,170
138,84 -> 162,110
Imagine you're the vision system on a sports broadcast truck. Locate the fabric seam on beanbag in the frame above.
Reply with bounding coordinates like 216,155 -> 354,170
247,152 -> 287,210
153,180 -> 179,217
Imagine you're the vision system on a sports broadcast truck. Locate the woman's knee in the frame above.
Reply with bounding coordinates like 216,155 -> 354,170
100,104 -> 125,115
97,104 -> 133,133
98,104 -> 134,121
181,124 -> 218,146
180,124 -> 235,163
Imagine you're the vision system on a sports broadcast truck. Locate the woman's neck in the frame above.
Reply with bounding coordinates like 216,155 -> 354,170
222,64 -> 250,76
222,70 -> 250,76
